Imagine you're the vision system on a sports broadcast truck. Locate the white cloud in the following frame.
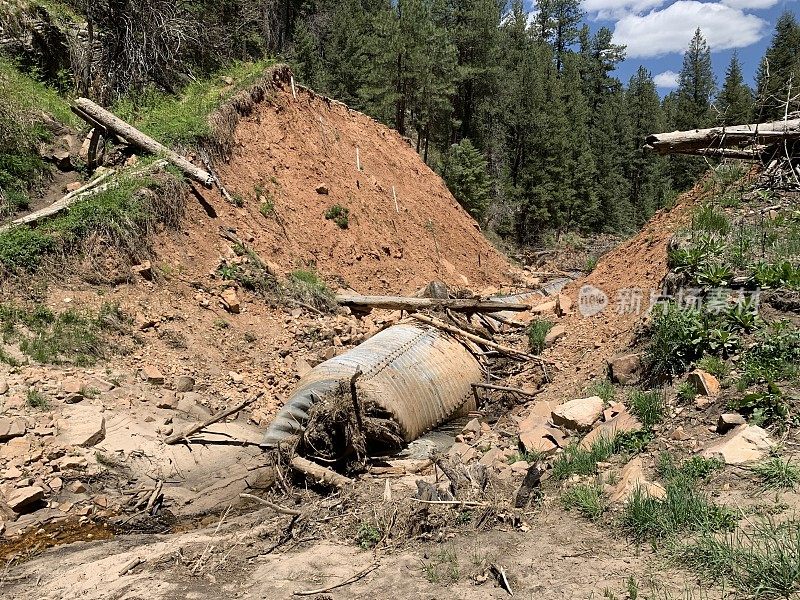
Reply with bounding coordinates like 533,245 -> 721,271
613,1 -> 768,59
582,0 -> 665,20
653,70 -> 680,87
719,0 -> 780,8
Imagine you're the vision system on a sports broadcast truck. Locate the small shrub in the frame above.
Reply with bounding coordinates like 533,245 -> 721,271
561,483 -> 607,521
231,193 -> 245,207
583,256 -> 599,272
527,319 -> 553,355
645,302 -> 707,380
259,199 -> 274,217
26,388 -> 49,409
738,322 -> 800,387
285,269 -> 336,312
356,522 -> 382,550
658,453 -> 723,481
729,381 -> 794,430
324,204 -> 349,229
751,458 -> 800,490
676,381 -> 698,404
692,204 -> 731,236
629,389 -> 665,429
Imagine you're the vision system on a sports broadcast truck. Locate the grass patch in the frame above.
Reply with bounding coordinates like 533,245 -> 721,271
696,355 -> 730,380
738,322 -> 800,388
629,389 -> 666,429
645,302 -> 706,380
527,319 -> 553,355
657,453 -> 723,482
751,458 -> 800,490
284,269 -> 336,312
729,381 -> 795,430
0,302 -> 127,366
622,475 -> 736,542
26,388 -> 49,409
420,545 -> 459,583
324,204 -> 350,229
586,379 -> 615,403
561,483 -> 607,521
691,204 -> 731,236
677,518 -> 800,599
676,381 -> 697,404
552,436 -> 615,480
114,60 -> 274,147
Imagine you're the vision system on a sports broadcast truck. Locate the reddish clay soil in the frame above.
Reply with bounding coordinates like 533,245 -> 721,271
182,86 -> 512,294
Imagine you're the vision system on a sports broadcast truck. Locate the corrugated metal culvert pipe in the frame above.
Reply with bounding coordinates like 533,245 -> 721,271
263,323 -> 483,448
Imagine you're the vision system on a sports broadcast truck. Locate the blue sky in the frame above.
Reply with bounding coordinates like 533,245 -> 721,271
527,0 -> 798,92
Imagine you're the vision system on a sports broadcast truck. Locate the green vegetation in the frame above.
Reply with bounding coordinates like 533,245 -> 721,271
729,381 -> 794,430
324,204 -> 350,229
0,302 -> 127,366
0,168 -> 183,274
561,483 -> 607,521
622,475 -> 736,542
356,521 -> 382,550
285,269 -> 336,312
114,60 -> 274,147
26,388 -> 49,409
420,546 -> 459,584
586,380 -> 615,403
442,139 -> 490,221
676,381 -> 697,405
507,449 -> 542,465
696,355 -> 730,380
657,453 -> 723,482
738,322 -> 800,388
677,518 -> 800,598
527,319 -> 553,355
751,458 -> 800,490
629,389 -> 665,429
552,436 -> 615,480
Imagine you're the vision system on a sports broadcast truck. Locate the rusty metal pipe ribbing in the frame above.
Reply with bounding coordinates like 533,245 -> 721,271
262,324 -> 482,448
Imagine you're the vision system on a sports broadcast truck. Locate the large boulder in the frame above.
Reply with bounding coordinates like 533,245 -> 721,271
552,396 -> 604,431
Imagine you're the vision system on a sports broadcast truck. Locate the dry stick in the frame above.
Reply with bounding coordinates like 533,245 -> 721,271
410,498 -> 488,507
290,456 -> 354,488
350,368 -> 364,436
409,313 -> 549,363
1,169 -> 116,231
145,479 -> 163,513
290,75 -> 297,100
486,313 -> 527,328
294,562 -> 380,597
356,146 -> 362,171
491,563 -> 514,596
164,392 -> 264,444
118,558 -> 143,577
471,382 -> 539,397
335,295 -> 529,313
392,186 -> 399,213
239,493 -> 303,516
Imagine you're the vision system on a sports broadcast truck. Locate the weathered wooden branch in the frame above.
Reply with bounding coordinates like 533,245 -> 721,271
239,493 -> 303,516
294,562 -> 379,596
290,456 -> 353,488
336,295 -> 529,313
164,392 -> 264,444
645,118 -> 800,155
72,98 -> 214,186
409,312 -> 549,363
643,145 -> 772,161
471,382 -> 540,397
0,169 -> 117,232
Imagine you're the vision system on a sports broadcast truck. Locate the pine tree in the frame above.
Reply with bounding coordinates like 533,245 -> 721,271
627,66 -> 670,225
443,138 -> 491,221
290,18 -> 323,89
535,0 -> 584,72
671,28 -> 716,189
755,11 -> 800,120
716,52 -> 753,126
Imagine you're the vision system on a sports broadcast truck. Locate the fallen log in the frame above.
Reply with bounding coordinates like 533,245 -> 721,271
642,146 -> 771,160
645,118 -> 800,155
409,312 -> 549,363
335,295 -> 529,313
0,169 -> 116,231
471,382 -> 540,397
72,98 -> 214,186
290,456 -> 353,488
164,392 -> 264,444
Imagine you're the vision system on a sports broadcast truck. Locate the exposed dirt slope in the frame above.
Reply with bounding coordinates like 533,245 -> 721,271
183,80 -> 512,294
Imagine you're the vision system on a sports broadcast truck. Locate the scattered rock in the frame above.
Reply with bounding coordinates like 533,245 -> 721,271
156,393 -> 179,410
174,376 -> 195,393
519,426 -> 563,455
58,407 -> 106,448
716,413 -> 746,434
142,366 -> 165,385
221,288 -> 241,314
296,358 -> 313,378
0,381 -> 7,395
135,313 -> 157,331
87,377 -> 115,393
315,184 -> 330,195
670,426 -> 687,441
544,325 -> 566,348
463,418 -> 481,434
608,353 -> 643,385
65,181 -> 82,193
50,149 -> 72,171
131,261 -> 153,280
579,410 -> 641,449
702,424 -> 773,465
608,458 -> 666,504
64,393 -> 83,404
6,486 -> 44,513
62,378 -> 83,395
688,369 -> 720,397
69,481 -> 87,494
552,396 -> 604,431
531,299 -> 557,315
0,418 -> 26,441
